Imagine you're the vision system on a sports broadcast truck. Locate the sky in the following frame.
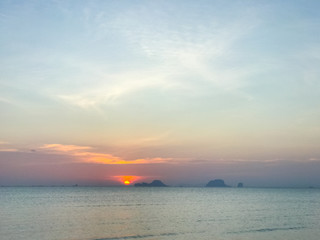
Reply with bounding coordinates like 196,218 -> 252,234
1,0 -> 320,187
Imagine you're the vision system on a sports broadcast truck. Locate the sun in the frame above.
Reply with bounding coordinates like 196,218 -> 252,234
113,175 -> 141,186
124,180 -> 131,185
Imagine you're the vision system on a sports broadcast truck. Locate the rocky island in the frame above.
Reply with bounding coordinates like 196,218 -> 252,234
206,179 -> 230,187
134,180 -> 168,187
237,182 -> 244,188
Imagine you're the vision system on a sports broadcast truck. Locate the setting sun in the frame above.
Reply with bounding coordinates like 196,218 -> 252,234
124,180 -> 130,185
113,175 -> 142,186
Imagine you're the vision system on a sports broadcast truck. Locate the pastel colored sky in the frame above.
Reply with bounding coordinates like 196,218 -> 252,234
1,0 -> 320,187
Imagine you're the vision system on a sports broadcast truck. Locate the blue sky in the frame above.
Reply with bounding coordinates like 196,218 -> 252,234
1,0 -> 320,186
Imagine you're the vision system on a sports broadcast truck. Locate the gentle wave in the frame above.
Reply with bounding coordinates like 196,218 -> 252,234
228,226 -> 305,234
95,232 -> 178,240
253,226 -> 305,232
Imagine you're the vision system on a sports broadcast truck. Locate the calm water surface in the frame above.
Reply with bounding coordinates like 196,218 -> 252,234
1,187 -> 320,240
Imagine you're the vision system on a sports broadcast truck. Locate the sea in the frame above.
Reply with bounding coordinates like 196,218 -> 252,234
1,187 -> 320,240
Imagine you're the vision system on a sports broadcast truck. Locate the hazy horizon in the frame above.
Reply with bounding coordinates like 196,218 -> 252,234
1,0 -> 320,188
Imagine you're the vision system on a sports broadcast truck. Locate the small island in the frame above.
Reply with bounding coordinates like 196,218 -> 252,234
134,180 -> 168,187
237,182 -> 244,188
206,179 -> 230,187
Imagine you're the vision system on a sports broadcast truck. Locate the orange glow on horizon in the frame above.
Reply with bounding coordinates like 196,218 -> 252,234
114,175 -> 142,185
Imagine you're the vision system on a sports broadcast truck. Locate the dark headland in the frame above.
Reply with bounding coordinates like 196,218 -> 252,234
134,180 -> 167,187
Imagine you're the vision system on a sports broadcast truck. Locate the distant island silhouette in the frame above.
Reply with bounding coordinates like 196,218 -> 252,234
206,179 -> 230,187
237,182 -> 244,188
134,180 -> 167,187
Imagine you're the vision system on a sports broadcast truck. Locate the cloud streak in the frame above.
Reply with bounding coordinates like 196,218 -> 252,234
40,144 -> 172,165
0,141 -> 18,152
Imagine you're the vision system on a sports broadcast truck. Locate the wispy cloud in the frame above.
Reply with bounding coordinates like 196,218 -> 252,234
114,5 -> 260,88
118,132 -> 172,147
0,96 -> 21,107
40,144 -> 92,152
40,144 -> 172,165
0,148 -> 18,152
56,69 -> 167,108
53,4 -> 261,109
0,2 -> 262,111
0,141 -> 18,152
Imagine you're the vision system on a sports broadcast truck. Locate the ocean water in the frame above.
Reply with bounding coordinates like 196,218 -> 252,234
1,187 -> 320,240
